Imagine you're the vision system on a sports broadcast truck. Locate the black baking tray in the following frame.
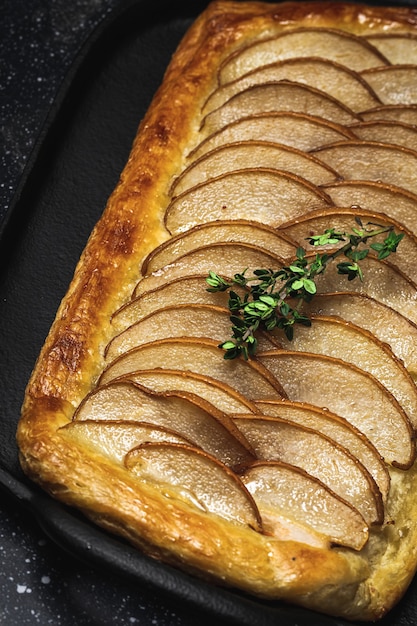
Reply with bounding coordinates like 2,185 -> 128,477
2,1 -> 417,624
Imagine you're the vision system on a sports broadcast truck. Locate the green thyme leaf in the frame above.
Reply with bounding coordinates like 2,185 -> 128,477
208,220 -> 403,359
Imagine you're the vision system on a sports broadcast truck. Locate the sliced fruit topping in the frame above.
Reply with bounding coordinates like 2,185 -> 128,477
366,34 -> 417,65
116,368 -> 260,415
273,315 -> 417,430
234,415 -> 383,525
171,142 -> 338,197
254,399 -> 390,501
98,338 -> 287,400
218,28 -> 388,84
201,82 -> 359,135
279,208 -> 417,283
348,120 -> 417,151
105,303 -> 280,361
312,141 -> 417,197
133,241 -> 286,296
322,180 -> 417,238
125,442 -> 263,531
60,420 -> 191,462
360,104 -> 417,125
361,66 -> 417,105
242,461 -> 368,550
112,276 -> 228,329
188,112 -> 356,161
141,220 -> 297,275
257,350 -> 415,468
204,57 -> 380,115
302,292 -> 417,376
312,254 -> 417,327
73,380 -> 255,469
164,169 -> 331,234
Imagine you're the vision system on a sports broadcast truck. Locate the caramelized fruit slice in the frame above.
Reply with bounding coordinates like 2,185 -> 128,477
105,303 -> 279,361
201,82 -> 359,135
132,241 -> 286,297
254,399 -> 390,501
361,66 -> 417,105
125,442 -> 262,531
312,141 -> 417,197
274,315 -> 417,430
322,180 -> 417,237
98,338 -> 286,400
117,368 -> 260,415
164,169 -> 331,234
302,292 -> 417,375
204,58 -> 380,115
366,34 -> 417,64
312,254 -> 417,326
360,104 -> 417,125
279,207 -> 417,283
218,28 -> 388,84
171,142 -> 338,197
242,461 -> 368,550
348,121 -> 417,151
74,381 -> 255,469
112,276 -> 227,330
60,420 -> 191,462
234,415 -> 383,525
257,350 -> 415,468
141,220 -> 297,275
188,112 -> 356,161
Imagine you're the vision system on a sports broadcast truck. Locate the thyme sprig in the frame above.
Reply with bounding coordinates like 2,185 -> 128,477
206,218 -> 403,360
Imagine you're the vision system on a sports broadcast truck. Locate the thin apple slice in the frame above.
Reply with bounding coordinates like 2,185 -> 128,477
125,442 -> 262,531
73,380 -> 255,469
98,338 -> 287,400
105,303 -> 280,362
302,292 -> 417,376
188,112 -> 356,162
360,104 -> 417,125
117,369 -> 261,415
278,207 -> 417,283
312,254 -> 417,327
60,419 -> 191,463
361,66 -> 417,105
242,461 -> 368,550
312,141 -> 417,197
322,180 -> 417,237
170,142 -> 338,197
203,58 -> 380,115
233,414 -> 383,525
164,169 -> 332,235
274,315 -> 417,430
141,220 -> 297,275
112,276 -> 228,330
348,121 -> 417,151
218,28 -> 388,84
366,34 -> 417,65
254,399 -> 389,501
132,241 -> 286,296
257,350 -> 415,468
201,82 -> 359,136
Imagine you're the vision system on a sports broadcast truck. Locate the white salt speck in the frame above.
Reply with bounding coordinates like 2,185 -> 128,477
41,575 -> 51,585
16,584 -> 27,594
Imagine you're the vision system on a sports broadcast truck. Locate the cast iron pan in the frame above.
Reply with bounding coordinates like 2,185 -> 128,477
2,1 -> 417,624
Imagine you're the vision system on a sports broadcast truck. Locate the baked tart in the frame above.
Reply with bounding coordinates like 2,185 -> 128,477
17,1 -> 417,620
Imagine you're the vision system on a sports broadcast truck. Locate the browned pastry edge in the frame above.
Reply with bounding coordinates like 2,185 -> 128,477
16,2 -> 417,620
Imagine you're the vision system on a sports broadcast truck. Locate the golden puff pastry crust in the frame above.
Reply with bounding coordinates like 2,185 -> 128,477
17,1 -> 417,621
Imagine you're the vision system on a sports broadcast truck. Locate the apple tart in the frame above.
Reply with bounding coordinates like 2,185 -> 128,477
17,1 -> 417,621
